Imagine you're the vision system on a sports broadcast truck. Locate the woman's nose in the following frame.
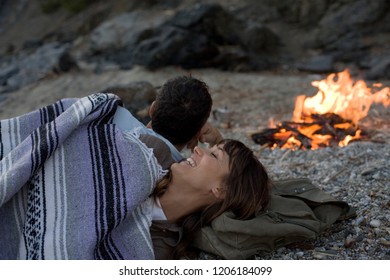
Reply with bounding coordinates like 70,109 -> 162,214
193,146 -> 205,156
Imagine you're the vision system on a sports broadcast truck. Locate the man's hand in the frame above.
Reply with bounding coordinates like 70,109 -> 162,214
186,122 -> 224,151
199,122 -> 224,147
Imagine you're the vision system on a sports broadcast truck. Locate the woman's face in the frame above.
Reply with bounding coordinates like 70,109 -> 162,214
171,144 -> 230,194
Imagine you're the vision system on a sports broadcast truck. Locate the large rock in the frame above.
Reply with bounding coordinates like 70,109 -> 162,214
131,3 -> 278,70
365,56 -> 390,80
89,11 -> 168,54
165,3 -> 242,45
131,26 -> 219,69
316,0 -> 388,47
0,42 -> 77,93
130,3 -> 239,69
102,81 -> 157,124
296,54 -> 335,73
238,21 -> 279,53
77,10 -> 170,70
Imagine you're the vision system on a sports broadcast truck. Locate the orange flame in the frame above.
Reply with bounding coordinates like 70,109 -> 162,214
293,70 -> 389,124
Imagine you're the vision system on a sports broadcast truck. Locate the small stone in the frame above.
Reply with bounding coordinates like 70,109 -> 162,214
354,216 -> 365,226
354,226 -> 362,234
379,238 -> 390,248
313,252 -> 325,260
370,220 -> 381,228
295,251 -> 304,257
344,237 -> 356,248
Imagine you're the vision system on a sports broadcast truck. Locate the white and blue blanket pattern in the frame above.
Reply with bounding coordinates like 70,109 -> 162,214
0,93 -> 162,259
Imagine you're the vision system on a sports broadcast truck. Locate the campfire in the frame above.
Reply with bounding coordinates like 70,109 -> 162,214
252,69 -> 390,150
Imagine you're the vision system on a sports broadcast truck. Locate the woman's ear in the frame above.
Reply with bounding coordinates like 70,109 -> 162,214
211,186 -> 226,200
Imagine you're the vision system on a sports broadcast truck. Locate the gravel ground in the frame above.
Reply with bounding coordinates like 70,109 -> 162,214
200,140 -> 390,260
1,66 -> 389,260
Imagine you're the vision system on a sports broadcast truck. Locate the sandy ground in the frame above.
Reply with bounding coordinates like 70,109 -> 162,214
0,66 -> 323,143
1,66 -> 389,146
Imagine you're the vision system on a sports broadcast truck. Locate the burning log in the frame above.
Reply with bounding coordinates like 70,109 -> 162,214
251,113 -> 366,150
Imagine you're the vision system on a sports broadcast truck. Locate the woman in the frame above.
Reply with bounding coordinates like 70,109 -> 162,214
147,138 -> 271,259
0,92 -> 270,260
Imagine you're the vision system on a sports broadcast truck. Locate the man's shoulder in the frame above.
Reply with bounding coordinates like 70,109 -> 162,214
139,134 -> 176,169
113,106 -> 147,131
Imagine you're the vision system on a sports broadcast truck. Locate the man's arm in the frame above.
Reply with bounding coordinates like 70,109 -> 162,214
139,134 -> 176,169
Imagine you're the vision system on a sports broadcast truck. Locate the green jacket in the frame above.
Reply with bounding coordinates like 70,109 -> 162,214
193,178 -> 354,259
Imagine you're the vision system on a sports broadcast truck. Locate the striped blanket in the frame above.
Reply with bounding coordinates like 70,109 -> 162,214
0,93 -> 163,259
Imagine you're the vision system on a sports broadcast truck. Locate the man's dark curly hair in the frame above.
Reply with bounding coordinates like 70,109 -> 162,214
151,76 -> 212,145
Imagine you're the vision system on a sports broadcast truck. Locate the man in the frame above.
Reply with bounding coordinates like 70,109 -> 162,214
113,75 -> 223,165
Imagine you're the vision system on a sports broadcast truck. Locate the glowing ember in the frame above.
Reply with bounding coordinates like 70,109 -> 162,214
252,69 -> 390,150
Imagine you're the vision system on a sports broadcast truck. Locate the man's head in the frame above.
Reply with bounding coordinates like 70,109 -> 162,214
149,76 -> 212,149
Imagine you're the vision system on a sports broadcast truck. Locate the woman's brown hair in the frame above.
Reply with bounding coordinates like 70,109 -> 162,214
152,139 -> 271,258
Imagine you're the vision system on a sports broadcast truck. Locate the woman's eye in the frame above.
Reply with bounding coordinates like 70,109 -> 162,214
210,152 -> 217,158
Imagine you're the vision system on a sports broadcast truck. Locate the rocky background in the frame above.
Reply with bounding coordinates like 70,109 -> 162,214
0,0 -> 389,260
1,0 -> 390,95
